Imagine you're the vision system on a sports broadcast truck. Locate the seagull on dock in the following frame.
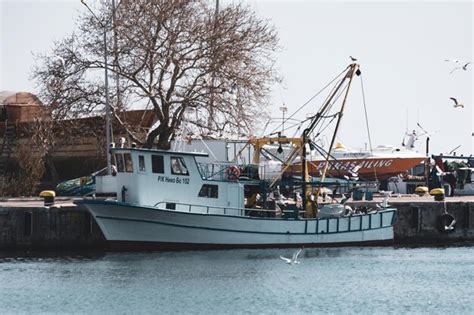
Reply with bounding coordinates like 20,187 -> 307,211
449,97 -> 464,108
280,248 -> 304,265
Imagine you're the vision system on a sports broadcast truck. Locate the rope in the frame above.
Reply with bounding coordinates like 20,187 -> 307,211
268,67 -> 348,136
360,74 -> 378,182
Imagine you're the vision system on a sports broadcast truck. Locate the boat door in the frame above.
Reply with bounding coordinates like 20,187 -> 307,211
227,184 -> 242,208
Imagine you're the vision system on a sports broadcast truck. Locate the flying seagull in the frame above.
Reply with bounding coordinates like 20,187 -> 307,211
445,219 -> 456,231
350,56 -> 357,62
280,248 -> 303,265
444,58 -> 461,63
450,62 -> 471,74
449,97 -> 464,108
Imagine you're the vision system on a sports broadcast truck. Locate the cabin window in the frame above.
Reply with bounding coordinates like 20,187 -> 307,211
198,184 -> 218,198
152,155 -> 164,173
138,155 -> 146,172
115,154 -> 125,173
124,153 -> 133,172
170,156 -> 189,176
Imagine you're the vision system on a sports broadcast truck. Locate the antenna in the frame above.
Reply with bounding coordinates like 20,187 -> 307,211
405,107 -> 408,133
448,145 -> 461,155
417,122 -> 429,135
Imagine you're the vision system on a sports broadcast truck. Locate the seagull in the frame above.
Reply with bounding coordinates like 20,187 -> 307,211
449,97 -> 464,108
350,56 -> 357,62
444,58 -> 461,63
280,248 -> 303,265
445,219 -> 456,231
450,62 -> 471,74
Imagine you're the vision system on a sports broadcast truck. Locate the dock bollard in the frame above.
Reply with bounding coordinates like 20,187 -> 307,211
415,186 -> 428,196
429,188 -> 445,202
39,190 -> 56,206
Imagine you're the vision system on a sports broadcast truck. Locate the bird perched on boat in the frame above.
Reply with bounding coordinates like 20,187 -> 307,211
449,97 -> 464,108
280,248 -> 304,265
350,56 -> 357,62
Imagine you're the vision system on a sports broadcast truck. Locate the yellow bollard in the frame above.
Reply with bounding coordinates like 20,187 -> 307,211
429,188 -> 445,201
415,186 -> 429,196
39,190 -> 56,206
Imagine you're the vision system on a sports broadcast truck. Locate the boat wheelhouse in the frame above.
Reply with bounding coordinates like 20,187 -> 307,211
111,148 -> 245,212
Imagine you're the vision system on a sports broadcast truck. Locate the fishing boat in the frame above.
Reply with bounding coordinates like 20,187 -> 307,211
77,63 -> 397,250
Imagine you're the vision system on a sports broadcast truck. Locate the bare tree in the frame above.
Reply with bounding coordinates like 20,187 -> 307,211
33,0 -> 279,150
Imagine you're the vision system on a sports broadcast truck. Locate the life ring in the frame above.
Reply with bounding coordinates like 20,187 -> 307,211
436,213 -> 456,233
226,166 -> 240,180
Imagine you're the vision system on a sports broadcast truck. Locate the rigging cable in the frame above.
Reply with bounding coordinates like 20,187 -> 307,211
360,74 -> 378,182
268,67 -> 348,136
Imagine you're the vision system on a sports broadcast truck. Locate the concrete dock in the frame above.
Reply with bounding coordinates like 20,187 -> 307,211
0,195 -> 473,251
0,198 -> 106,251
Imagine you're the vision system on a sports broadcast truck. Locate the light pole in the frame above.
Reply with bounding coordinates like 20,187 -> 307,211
81,0 -> 112,175
279,105 -> 287,135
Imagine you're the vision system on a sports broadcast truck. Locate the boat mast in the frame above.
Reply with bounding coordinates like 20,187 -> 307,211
302,63 -> 359,217
313,63 -> 359,211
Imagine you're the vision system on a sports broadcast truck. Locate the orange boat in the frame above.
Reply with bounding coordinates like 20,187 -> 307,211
303,143 -> 427,181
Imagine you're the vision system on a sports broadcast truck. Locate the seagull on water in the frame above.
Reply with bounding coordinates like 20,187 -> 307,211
449,97 -> 464,108
280,248 -> 304,265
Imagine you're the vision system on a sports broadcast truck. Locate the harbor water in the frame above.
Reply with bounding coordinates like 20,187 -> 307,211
1,247 -> 473,314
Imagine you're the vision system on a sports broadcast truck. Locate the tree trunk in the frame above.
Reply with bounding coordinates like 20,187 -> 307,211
45,153 -> 59,183
143,124 -> 172,150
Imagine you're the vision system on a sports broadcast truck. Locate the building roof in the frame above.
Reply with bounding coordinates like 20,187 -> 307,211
0,91 -> 43,106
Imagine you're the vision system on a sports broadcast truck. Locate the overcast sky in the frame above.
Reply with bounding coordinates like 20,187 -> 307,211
1,0 -> 472,156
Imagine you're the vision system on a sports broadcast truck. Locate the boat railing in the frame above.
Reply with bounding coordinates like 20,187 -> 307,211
197,162 -> 230,181
154,201 -> 280,217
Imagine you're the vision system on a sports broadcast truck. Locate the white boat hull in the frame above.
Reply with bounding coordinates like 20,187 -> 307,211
80,200 -> 396,250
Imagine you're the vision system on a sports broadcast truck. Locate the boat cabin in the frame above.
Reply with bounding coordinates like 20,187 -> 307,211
111,148 -> 246,214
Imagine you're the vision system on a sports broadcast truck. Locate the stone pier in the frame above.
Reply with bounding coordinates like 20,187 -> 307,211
0,196 -> 473,251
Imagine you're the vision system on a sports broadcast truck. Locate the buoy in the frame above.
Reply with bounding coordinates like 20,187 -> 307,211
415,186 -> 428,196
39,190 -> 56,206
430,188 -> 445,201
226,166 -> 240,181
437,213 -> 456,233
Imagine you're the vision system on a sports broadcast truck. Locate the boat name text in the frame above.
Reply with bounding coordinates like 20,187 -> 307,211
157,176 -> 190,185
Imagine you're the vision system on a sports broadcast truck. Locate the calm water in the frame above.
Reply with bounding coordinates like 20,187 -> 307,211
1,247 -> 473,314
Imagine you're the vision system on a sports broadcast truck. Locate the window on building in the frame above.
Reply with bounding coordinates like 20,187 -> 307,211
152,155 -> 164,173
124,153 -> 133,172
115,154 -> 125,173
170,156 -> 189,175
138,155 -> 146,172
198,184 -> 218,198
